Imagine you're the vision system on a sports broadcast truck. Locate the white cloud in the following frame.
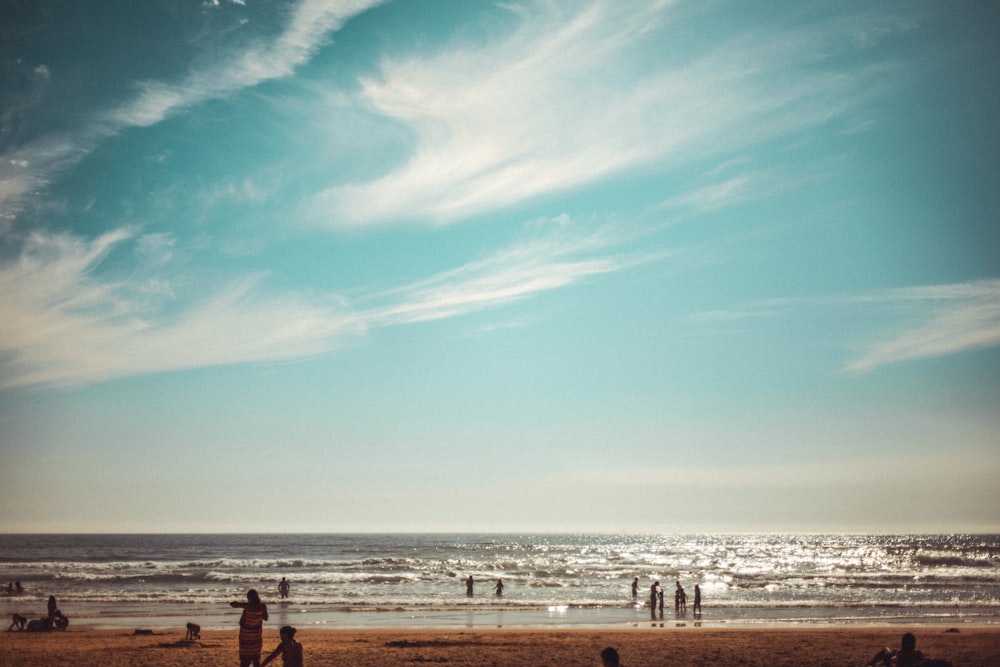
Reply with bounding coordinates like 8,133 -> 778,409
0,0 -> 382,217
659,173 -> 770,213
108,0 -> 385,129
845,280 -> 1000,374
316,0 -> 874,226
0,230 -> 363,390
365,238 -> 616,327
0,137 -> 84,220
0,218 -> 649,390
687,280 -> 1000,374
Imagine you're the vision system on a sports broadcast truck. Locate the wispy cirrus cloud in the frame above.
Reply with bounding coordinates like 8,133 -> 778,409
658,171 -> 780,214
0,229 -> 363,390
843,281 -> 1000,374
361,220 -> 640,326
687,280 -> 1000,374
0,0 -> 382,216
316,0 -> 882,226
107,0 -> 384,128
0,217 -> 647,390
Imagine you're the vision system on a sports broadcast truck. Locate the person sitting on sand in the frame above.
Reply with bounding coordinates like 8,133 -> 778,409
600,646 -> 621,667
867,632 -> 924,667
261,625 -> 303,667
231,589 -> 269,667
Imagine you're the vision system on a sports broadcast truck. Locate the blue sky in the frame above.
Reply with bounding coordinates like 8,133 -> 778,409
1,0 -> 998,533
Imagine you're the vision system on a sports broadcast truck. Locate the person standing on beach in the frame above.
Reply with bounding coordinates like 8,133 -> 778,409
230,589 -> 269,667
493,578 -> 504,596
278,577 -> 290,599
693,584 -> 702,614
466,575 -> 474,597
649,581 -> 659,618
631,577 -> 638,599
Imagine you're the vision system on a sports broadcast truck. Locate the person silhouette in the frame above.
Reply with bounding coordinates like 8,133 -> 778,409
866,632 -> 925,667
493,579 -> 504,596
466,575 -> 474,597
230,589 -> 269,667
601,646 -> 621,667
261,625 -> 303,667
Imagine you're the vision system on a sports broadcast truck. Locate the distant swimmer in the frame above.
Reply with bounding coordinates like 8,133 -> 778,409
278,577 -> 290,599
493,579 -> 504,596
466,575 -> 474,597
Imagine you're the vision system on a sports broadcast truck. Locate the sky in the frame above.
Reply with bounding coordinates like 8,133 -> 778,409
1,0 -> 998,534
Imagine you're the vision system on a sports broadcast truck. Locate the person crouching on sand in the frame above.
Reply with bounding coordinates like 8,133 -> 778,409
261,625 -> 303,667
230,589 -> 269,667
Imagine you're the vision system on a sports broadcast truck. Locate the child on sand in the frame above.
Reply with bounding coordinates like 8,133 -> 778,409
261,625 -> 303,667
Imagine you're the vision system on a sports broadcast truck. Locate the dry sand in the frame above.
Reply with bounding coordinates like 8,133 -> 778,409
2,625 -> 998,666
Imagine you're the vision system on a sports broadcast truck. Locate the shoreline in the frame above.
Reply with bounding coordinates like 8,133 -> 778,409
6,597 -> 996,633
30,609 -> 1000,633
20,600 -> 997,633
3,625 -> 999,666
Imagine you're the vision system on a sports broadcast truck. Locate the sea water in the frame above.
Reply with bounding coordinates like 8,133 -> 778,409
1,534 -> 997,630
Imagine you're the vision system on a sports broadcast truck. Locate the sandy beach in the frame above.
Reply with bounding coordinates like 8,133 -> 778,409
2,626 -> 998,666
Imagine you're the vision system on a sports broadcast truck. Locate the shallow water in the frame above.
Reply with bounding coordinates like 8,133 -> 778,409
1,533 -> 997,629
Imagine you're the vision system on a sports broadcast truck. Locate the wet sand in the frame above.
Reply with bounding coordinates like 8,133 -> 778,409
2,626 -> 999,666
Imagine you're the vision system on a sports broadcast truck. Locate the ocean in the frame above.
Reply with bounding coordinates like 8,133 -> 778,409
1,534 -> 997,630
